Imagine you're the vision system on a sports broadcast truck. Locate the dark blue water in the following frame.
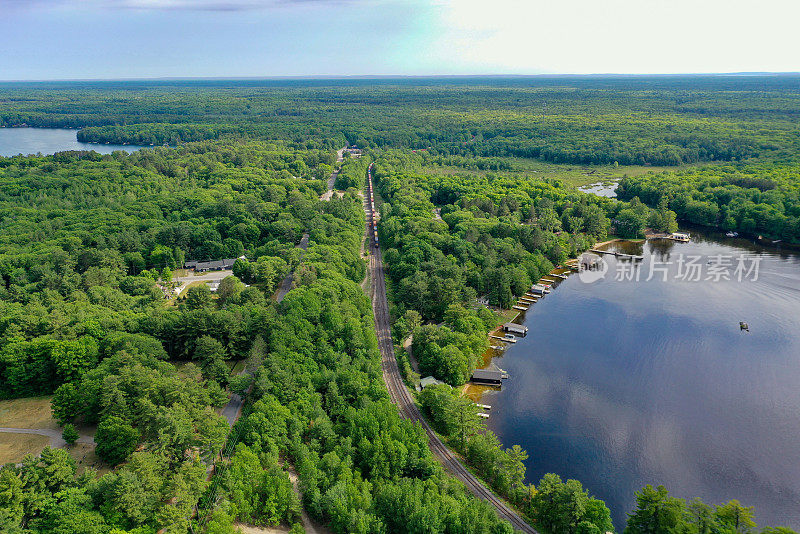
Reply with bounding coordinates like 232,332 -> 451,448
0,127 -> 145,157
485,233 -> 800,530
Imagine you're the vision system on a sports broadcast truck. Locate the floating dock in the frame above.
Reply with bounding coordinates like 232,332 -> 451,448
590,249 -> 644,261
512,305 -> 528,311
477,413 -> 490,419
476,403 -> 491,410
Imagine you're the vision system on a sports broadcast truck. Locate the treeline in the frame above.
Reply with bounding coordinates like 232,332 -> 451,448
617,159 -> 800,242
3,76 -> 800,165
372,151 -> 613,320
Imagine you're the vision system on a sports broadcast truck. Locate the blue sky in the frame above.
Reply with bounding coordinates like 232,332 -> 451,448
1,0 -> 799,80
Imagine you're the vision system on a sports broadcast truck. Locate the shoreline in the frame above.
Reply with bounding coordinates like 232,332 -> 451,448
464,236 -> 631,402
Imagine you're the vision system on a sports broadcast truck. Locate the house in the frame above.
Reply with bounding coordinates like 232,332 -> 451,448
190,257 -> 240,272
530,284 -> 549,296
470,369 -> 504,386
420,376 -> 448,389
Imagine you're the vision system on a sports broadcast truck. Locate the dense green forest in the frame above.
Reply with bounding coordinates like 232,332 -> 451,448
1,77 -> 799,533
617,158 -> 800,242
3,75 -> 800,165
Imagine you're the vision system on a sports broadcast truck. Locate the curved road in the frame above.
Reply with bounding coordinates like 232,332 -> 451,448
363,164 -> 538,534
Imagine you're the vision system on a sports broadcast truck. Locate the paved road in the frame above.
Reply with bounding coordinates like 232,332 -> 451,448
275,233 -> 310,303
220,390 -> 244,427
0,427 -> 94,449
363,164 -> 537,534
319,147 -> 346,201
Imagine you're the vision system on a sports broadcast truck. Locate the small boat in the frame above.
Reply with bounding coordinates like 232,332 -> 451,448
726,231 -> 739,238
670,232 -> 691,242
740,322 -> 749,332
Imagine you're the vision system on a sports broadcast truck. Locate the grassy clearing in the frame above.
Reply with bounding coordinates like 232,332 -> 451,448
418,158 -> 690,189
0,396 -> 58,430
0,433 -> 50,464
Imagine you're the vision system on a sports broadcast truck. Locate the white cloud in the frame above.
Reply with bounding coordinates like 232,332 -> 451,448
427,0 -> 800,73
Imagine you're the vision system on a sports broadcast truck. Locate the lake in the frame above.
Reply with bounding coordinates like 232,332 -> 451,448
483,232 -> 800,529
0,127 -> 145,157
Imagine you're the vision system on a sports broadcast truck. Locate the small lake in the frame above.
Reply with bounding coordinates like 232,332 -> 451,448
0,127 -> 145,157
578,180 -> 619,198
483,233 -> 800,530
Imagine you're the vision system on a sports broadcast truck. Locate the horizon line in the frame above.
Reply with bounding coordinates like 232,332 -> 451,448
2,72 -> 800,83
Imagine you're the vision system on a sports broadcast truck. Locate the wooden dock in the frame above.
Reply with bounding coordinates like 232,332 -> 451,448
512,305 -> 528,311
519,297 -> 537,303
490,335 -> 517,343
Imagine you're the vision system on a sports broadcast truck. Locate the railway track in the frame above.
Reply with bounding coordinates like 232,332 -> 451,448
363,164 -> 537,534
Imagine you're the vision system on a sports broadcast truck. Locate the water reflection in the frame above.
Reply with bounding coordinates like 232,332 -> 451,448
484,232 -> 800,529
0,127 -> 145,157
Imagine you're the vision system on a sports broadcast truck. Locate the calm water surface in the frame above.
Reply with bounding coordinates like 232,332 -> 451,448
484,233 -> 800,529
0,127 -> 145,156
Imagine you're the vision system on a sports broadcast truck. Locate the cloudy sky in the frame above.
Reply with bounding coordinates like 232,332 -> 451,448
1,0 -> 799,80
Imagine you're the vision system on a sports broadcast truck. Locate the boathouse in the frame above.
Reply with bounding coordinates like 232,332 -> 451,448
471,369 -> 504,386
503,323 -> 528,336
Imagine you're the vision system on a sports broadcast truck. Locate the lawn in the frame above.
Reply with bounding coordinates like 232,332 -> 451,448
0,433 -> 50,464
0,396 -> 58,430
418,157 -> 689,189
